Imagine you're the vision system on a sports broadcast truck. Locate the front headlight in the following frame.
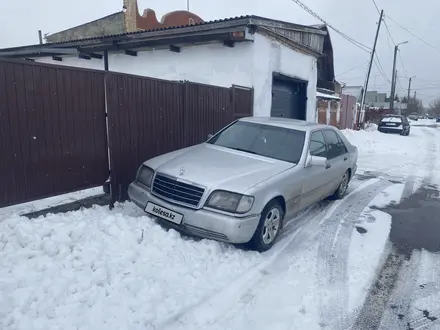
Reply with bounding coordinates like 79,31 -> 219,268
136,166 -> 154,188
205,190 -> 255,214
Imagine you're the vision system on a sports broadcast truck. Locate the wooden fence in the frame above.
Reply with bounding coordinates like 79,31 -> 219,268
0,59 -> 254,207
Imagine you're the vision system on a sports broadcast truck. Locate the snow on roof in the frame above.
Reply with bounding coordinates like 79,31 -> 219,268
316,91 -> 340,100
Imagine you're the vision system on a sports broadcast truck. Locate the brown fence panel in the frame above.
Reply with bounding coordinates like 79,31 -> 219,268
317,99 -> 328,124
106,73 -> 185,201
0,59 -> 109,207
329,101 -> 339,127
183,81 -> 234,146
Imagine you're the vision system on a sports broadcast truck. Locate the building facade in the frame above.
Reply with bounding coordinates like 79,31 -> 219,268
1,13 -> 336,123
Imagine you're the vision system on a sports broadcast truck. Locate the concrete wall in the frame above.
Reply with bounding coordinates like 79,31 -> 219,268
46,12 -> 125,43
36,33 -> 318,121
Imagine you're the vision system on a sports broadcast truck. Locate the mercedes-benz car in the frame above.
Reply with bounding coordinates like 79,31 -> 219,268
128,117 -> 358,251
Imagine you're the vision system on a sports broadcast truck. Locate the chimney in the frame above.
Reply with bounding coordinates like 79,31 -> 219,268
123,0 -> 138,32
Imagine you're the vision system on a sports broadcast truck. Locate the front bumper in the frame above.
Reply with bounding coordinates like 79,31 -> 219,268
127,182 -> 260,244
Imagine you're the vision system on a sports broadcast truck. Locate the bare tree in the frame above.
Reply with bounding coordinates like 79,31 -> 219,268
403,97 -> 424,115
429,98 -> 440,116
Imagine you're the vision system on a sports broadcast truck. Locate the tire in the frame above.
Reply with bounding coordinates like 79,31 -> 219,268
331,170 -> 350,200
248,200 -> 284,252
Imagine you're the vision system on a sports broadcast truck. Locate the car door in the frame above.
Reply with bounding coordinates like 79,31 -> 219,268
322,129 -> 349,197
300,130 -> 332,209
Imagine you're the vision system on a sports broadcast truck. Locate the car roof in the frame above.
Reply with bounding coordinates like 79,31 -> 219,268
238,117 -> 329,132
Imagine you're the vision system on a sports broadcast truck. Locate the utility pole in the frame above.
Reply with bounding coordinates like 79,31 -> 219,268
187,0 -> 189,11
390,47 -> 398,113
407,76 -> 415,112
38,30 -> 43,44
390,41 -> 408,114
360,10 -> 384,114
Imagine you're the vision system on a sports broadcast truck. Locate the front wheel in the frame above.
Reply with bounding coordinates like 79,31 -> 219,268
331,170 -> 350,200
248,201 -> 284,252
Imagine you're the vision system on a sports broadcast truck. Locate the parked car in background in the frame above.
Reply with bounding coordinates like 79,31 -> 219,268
408,114 -> 419,121
378,114 -> 411,136
436,116 -> 440,123
128,117 -> 358,251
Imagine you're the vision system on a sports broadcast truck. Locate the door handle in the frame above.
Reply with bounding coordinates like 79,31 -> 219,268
325,163 -> 331,169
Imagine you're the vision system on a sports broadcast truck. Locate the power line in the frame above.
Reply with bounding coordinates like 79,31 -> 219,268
371,0 -> 396,46
371,0 -> 380,13
290,0 -> 372,53
387,15 -> 440,53
396,75 -> 404,91
374,54 -> 391,83
376,87 -> 440,92
398,52 -> 408,79
336,61 -> 369,77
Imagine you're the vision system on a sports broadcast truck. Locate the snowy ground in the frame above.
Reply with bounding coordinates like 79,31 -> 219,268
1,120 -> 439,330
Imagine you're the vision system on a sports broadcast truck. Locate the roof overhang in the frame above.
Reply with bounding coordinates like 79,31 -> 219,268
317,91 -> 341,100
0,19 -> 254,58
0,16 -> 327,59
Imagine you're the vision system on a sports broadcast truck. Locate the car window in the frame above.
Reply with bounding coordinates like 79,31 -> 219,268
323,130 -> 347,159
381,116 -> 402,123
208,121 -> 306,163
309,131 -> 328,158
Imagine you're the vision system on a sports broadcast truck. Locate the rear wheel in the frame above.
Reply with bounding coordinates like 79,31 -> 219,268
248,201 -> 284,252
331,170 -> 350,200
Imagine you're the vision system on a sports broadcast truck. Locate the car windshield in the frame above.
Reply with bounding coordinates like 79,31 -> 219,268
207,121 -> 306,163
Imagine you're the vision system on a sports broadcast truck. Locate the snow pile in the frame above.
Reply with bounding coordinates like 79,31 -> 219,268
342,127 -> 440,182
363,123 -> 378,132
0,204 -> 261,330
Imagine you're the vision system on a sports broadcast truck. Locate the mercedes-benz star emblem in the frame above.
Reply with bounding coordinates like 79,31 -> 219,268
179,167 -> 185,176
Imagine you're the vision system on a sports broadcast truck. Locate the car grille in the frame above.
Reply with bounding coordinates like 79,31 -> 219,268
183,224 -> 229,242
152,173 -> 205,207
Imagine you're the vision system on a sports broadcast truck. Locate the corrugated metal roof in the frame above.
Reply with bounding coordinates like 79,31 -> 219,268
0,15 -> 325,52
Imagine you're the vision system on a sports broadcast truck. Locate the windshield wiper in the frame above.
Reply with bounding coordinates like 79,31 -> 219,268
229,147 -> 257,155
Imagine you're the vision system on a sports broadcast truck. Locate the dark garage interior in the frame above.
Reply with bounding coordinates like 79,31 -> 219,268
271,73 -> 308,120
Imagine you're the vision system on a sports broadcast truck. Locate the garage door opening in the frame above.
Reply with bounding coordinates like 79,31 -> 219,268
271,73 -> 307,120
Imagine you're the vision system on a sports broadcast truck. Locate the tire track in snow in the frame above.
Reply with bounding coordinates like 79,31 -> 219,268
376,252 -> 422,330
316,179 -> 391,329
157,178 -> 387,330
352,127 -> 439,330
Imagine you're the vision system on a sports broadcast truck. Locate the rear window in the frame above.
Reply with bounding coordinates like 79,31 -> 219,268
381,116 -> 402,123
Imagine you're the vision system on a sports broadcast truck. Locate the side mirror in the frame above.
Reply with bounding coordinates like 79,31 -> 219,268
308,155 -> 328,167
207,134 -> 213,140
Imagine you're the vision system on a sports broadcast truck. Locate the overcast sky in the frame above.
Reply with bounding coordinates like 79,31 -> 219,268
2,0 -> 440,104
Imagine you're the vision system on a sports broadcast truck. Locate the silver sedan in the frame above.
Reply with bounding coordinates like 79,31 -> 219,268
128,117 -> 358,251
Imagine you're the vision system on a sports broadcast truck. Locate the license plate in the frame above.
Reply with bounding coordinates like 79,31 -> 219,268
385,123 -> 395,126
145,202 -> 183,224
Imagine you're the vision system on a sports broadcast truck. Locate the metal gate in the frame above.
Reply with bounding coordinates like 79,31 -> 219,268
0,59 -> 109,207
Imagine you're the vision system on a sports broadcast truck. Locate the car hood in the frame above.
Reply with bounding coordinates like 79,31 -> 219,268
153,144 -> 293,193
